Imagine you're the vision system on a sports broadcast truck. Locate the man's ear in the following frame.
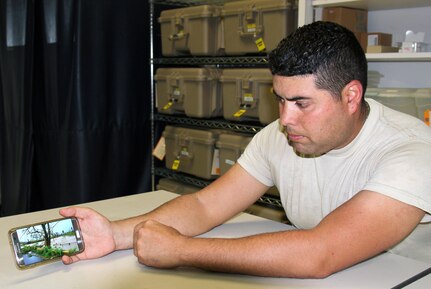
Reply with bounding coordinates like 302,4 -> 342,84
342,80 -> 363,114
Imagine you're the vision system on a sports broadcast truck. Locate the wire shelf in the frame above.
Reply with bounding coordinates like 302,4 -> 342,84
154,167 -> 283,208
151,56 -> 269,67
150,0 -> 234,6
155,167 -> 213,187
154,114 -> 264,134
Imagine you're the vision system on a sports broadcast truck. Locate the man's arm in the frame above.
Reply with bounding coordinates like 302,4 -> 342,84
113,163 -> 269,250
60,162 -> 269,262
134,188 -> 425,278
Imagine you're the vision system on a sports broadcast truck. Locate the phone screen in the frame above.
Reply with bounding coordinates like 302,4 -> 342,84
8,217 -> 85,269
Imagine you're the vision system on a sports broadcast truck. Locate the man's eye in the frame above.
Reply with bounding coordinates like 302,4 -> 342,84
296,102 -> 308,108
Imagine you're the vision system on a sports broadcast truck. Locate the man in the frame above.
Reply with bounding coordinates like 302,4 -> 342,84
60,21 -> 431,278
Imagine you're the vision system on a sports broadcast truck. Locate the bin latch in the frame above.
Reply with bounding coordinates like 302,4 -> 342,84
169,17 -> 188,40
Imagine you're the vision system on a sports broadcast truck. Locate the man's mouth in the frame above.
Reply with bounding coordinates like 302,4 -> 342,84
287,134 -> 303,141
286,132 -> 303,141
281,125 -> 304,142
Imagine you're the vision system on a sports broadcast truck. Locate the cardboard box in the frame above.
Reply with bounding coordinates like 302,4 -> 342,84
322,7 -> 367,32
366,45 -> 399,53
367,32 -> 392,46
354,32 -> 368,52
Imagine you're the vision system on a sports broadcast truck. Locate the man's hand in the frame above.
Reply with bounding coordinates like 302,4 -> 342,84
59,207 -> 116,264
133,219 -> 188,269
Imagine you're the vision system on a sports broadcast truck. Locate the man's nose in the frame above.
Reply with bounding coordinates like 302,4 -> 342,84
279,102 -> 297,126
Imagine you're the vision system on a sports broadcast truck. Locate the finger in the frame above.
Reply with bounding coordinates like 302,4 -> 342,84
59,206 -> 94,220
59,207 -> 77,218
133,226 -> 139,257
61,254 -> 81,265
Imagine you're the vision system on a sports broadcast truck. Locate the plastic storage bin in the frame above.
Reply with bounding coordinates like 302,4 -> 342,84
155,68 -> 222,118
216,133 -> 253,175
163,126 -> 225,180
413,88 -> 431,123
245,204 -> 288,223
156,178 -> 201,195
368,88 -> 418,118
220,68 -> 278,124
221,0 -> 297,55
245,186 -> 288,223
158,5 -> 223,56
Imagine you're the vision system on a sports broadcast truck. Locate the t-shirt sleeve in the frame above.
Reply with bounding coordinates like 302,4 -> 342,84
364,141 -> 431,218
237,122 -> 278,187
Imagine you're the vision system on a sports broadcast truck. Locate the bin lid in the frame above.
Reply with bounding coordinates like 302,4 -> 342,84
377,88 -> 416,97
155,68 -> 221,81
221,0 -> 294,16
216,134 -> 253,150
163,126 -> 218,145
219,68 -> 272,82
414,88 -> 431,98
159,5 -> 220,22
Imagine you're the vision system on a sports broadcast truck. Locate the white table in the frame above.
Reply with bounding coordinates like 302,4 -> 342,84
1,190 -> 430,289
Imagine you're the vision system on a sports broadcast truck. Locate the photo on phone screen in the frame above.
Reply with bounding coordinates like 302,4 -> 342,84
8,217 -> 85,269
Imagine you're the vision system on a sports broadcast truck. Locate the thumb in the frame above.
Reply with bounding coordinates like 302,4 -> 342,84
59,207 -> 77,218
62,254 -> 82,265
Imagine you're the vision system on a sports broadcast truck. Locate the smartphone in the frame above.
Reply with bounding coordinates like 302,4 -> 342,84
8,217 -> 85,269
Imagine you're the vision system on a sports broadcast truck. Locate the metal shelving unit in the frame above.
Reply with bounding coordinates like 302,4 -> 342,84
154,114 -> 263,134
152,56 -> 269,66
155,167 -> 212,188
149,0 -> 285,210
155,167 -> 283,208
151,0 -> 226,6
149,0 -> 431,216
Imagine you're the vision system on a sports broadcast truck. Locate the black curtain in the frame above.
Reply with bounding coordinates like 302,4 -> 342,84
0,0 -> 152,216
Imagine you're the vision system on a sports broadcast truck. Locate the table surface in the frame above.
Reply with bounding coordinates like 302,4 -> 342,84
1,190 -> 430,289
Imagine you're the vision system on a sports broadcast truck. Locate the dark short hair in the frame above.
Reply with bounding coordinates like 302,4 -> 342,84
268,21 -> 367,100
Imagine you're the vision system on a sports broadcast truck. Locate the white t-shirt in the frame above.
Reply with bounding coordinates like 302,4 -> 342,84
238,98 -> 431,262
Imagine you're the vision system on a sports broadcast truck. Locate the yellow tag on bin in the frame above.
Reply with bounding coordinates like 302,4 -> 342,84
233,109 -> 247,118
172,159 -> 180,170
255,37 -> 266,52
163,102 -> 173,110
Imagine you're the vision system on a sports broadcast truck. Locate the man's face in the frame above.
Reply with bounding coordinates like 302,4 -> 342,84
273,74 -> 358,156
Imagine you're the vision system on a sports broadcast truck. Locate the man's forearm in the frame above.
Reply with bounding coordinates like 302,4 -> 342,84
179,230 -> 330,278
112,193 -> 217,250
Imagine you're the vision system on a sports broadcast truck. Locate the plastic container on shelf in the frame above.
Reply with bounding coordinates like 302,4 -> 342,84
163,126 -> 226,180
265,186 -> 280,198
216,132 -> 253,175
364,87 -> 381,99
155,68 -> 222,118
413,88 -> 431,123
158,5 -> 223,56
221,0 -> 297,55
156,178 -> 201,195
369,88 -> 418,118
220,68 -> 279,124
245,204 -> 289,223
